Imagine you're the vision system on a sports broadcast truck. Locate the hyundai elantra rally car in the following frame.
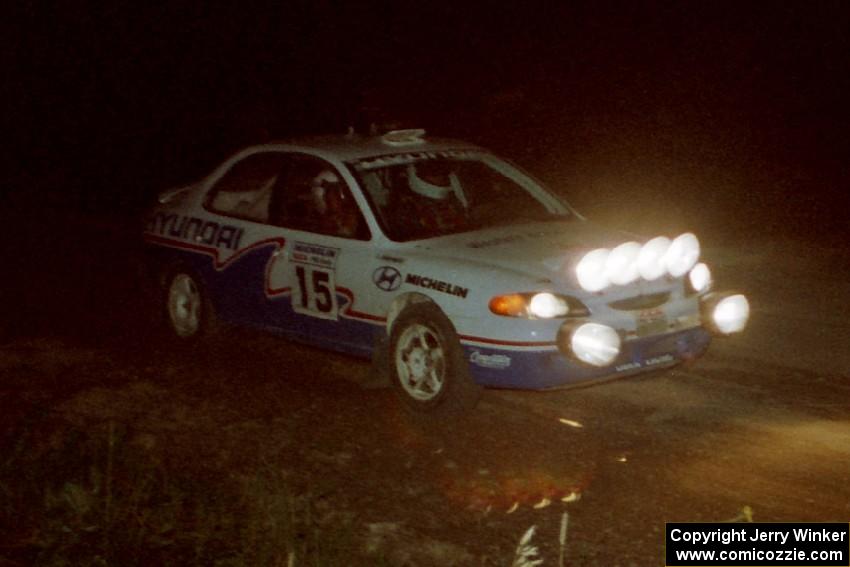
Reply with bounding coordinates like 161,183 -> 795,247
144,129 -> 749,414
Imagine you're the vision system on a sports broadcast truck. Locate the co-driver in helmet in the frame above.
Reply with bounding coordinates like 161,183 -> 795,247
311,170 -> 360,238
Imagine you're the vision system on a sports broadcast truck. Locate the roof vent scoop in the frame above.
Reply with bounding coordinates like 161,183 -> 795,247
381,128 -> 426,146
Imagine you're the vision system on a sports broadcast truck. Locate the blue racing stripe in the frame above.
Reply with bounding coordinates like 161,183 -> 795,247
463,327 -> 711,389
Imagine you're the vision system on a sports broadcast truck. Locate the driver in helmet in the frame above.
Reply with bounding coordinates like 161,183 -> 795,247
311,169 -> 360,238
406,162 -> 465,231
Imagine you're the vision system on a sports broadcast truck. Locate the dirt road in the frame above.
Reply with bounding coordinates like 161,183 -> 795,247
1,214 -> 848,565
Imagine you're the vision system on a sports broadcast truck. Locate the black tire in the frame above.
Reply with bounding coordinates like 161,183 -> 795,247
389,302 -> 482,414
363,333 -> 392,389
162,268 -> 219,342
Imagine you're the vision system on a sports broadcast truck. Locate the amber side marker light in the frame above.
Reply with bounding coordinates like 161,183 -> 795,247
489,294 -> 529,317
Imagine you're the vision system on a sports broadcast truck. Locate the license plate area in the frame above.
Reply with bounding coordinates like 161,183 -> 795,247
636,308 -> 667,337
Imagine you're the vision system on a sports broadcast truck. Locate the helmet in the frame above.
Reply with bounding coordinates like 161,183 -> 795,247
407,164 -> 452,200
311,169 -> 342,214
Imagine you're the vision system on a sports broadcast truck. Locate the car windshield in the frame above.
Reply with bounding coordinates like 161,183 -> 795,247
348,150 -> 571,242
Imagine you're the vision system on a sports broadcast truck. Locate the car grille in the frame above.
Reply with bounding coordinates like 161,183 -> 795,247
607,292 -> 671,311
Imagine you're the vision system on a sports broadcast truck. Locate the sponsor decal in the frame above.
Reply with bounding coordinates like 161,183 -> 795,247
287,243 -> 339,319
645,354 -> 674,366
615,353 -> 674,373
352,150 -> 480,171
146,212 -> 244,251
470,350 -> 511,369
372,266 -> 402,291
404,274 -> 469,298
291,242 -> 338,268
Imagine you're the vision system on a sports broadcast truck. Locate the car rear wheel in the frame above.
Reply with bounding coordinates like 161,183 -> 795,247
389,302 -> 481,414
164,270 -> 217,340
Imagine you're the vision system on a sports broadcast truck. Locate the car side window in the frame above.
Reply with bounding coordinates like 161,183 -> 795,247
205,152 -> 288,223
269,155 -> 370,240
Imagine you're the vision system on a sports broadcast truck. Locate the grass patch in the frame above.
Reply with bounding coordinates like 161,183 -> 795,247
0,418 -> 384,566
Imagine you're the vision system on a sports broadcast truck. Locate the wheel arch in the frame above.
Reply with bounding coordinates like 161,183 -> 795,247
385,292 -> 437,335
158,257 -> 212,294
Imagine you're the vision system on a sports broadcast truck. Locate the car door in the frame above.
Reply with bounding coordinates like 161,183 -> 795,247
263,153 -> 380,356
196,150 -> 292,327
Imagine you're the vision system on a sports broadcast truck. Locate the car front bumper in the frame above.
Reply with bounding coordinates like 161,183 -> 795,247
462,326 -> 712,389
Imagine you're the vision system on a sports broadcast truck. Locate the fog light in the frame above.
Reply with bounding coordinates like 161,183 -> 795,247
637,236 -> 671,281
606,241 -> 641,286
702,292 -> 750,335
688,262 -> 712,294
566,322 -> 621,366
665,232 -> 700,277
576,248 -> 611,292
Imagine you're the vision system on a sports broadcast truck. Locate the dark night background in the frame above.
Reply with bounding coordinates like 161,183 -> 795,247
5,2 -> 849,237
2,4 -> 850,563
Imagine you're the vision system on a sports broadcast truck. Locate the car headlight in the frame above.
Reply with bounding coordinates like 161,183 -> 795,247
606,241 -> 641,286
712,293 -> 749,335
700,292 -> 750,335
637,236 -> 671,281
489,292 -> 588,319
687,262 -> 712,294
529,292 -> 568,318
576,248 -> 611,292
665,232 -> 700,277
558,321 -> 621,366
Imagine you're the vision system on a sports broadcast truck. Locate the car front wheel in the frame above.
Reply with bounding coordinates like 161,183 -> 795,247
389,302 -> 482,414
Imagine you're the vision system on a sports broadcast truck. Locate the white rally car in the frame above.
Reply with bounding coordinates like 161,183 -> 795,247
144,129 -> 749,414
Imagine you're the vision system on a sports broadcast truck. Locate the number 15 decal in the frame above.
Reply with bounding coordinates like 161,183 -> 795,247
293,265 -> 338,320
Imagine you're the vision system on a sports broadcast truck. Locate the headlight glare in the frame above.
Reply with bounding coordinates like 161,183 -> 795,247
688,262 -> 712,294
712,294 -> 749,335
576,248 -> 611,292
567,322 -> 621,366
606,241 -> 641,285
637,236 -> 671,281
665,232 -> 700,277
528,292 -> 569,318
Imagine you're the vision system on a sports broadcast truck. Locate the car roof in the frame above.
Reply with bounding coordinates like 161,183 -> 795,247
266,131 -> 483,162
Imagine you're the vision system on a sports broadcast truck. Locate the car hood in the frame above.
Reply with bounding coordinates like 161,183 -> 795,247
405,220 -> 623,284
